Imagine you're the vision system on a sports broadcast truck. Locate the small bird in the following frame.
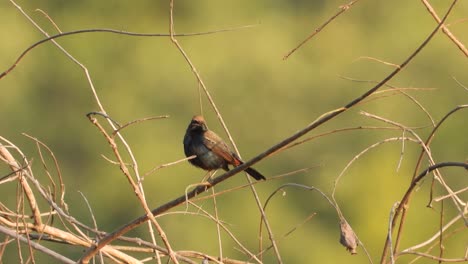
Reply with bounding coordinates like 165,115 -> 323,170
183,115 -> 266,181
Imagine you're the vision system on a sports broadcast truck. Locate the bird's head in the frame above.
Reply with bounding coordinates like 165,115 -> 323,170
187,115 -> 208,132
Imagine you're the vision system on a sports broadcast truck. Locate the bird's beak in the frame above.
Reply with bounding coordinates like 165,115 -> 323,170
190,121 -> 203,130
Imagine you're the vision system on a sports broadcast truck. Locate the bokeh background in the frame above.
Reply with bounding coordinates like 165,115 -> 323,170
1,0 -> 467,263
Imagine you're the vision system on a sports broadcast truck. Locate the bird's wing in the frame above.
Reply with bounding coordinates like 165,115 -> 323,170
203,131 -> 240,166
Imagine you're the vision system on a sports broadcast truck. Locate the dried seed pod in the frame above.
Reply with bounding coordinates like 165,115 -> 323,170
339,220 -> 358,255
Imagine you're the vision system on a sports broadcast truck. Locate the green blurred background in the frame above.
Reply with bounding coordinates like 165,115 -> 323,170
1,0 -> 467,263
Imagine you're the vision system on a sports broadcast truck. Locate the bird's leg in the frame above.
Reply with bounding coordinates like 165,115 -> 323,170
201,170 -> 216,183
184,170 -> 214,197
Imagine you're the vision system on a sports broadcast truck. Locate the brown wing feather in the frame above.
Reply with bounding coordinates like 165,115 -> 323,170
203,130 -> 241,166
202,130 -> 266,181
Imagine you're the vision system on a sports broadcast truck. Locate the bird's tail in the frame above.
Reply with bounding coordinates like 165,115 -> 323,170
245,167 -> 266,181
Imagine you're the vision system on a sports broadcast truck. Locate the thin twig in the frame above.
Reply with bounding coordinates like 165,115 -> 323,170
361,111 -> 464,208
0,24 -> 258,79
186,200 -> 262,263
399,214 -> 462,254
143,155 -> 196,179
340,75 -> 437,126
256,213 -> 317,258
387,202 -> 400,264
398,251 -> 467,262
332,137 -> 419,199
0,166 -> 22,184
192,168 -> 313,203
283,0 -> 361,59
433,186 -> 468,202
0,225 -> 75,264
211,187 -> 223,261
78,191 -> 105,263
396,130 -> 406,172
355,56 -> 401,69
260,183 -> 337,259
112,115 -> 170,136
438,200 -> 445,262
22,133 -> 67,212
452,76 -> 468,92
420,0 -> 468,57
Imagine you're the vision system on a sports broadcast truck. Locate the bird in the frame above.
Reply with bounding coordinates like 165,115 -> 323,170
183,115 -> 266,181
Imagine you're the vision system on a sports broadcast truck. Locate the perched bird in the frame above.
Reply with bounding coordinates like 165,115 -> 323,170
183,115 -> 266,181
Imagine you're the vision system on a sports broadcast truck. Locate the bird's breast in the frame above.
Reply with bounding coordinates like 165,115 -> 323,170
184,133 -> 227,171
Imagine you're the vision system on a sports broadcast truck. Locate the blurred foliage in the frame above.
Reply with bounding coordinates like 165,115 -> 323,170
0,0 -> 467,263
